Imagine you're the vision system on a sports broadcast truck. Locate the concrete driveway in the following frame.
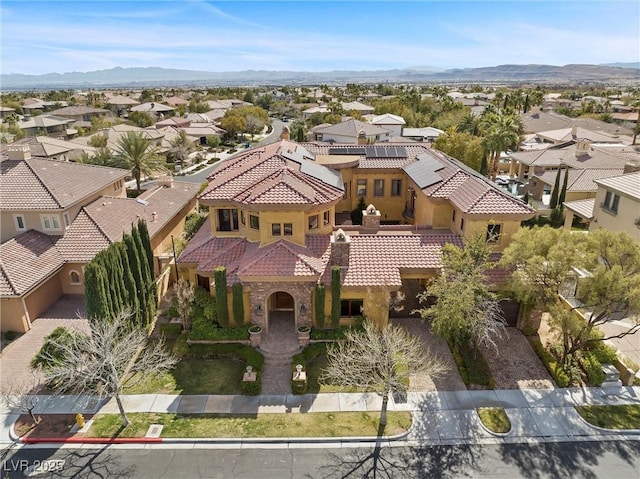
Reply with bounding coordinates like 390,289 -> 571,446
0,295 -> 89,390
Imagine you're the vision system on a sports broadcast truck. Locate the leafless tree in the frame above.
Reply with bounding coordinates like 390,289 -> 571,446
1,373 -> 43,425
36,312 -> 177,427
321,321 -> 448,426
174,278 -> 195,330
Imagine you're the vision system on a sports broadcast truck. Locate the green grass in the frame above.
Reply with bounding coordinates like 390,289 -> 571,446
477,408 -> 511,433
123,359 -> 246,395
450,342 -> 495,389
576,405 -> 640,430
88,411 -> 412,438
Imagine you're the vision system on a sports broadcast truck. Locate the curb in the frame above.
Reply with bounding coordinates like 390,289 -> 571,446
21,437 -> 163,444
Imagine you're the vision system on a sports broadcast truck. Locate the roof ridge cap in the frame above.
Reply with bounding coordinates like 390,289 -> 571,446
80,207 -> 113,244
0,260 -> 18,295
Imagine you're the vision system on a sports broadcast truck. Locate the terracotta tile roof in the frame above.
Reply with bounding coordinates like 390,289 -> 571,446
199,141 -> 344,206
56,181 -> 198,261
313,119 -> 390,137
343,234 -> 463,287
237,240 -> 325,278
0,157 -> 129,210
510,144 -> 639,169
0,230 -> 65,297
359,157 -> 413,169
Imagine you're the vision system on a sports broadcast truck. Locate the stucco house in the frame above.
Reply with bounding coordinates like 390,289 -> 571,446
178,137 -> 534,334
563,165 -> 640,241
312,119 -> 392,144
0,146 -> 199,333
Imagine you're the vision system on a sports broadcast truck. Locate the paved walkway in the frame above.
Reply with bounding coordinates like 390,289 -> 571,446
259,314 -> 301,395
2,386 -> 639,444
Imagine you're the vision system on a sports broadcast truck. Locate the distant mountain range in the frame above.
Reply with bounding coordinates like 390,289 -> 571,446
2,63 -> 639,89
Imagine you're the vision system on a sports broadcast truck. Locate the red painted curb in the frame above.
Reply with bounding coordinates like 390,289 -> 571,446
22,437 -> 163,444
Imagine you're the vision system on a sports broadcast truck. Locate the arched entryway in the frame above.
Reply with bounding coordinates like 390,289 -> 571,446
267,291 -> 296,333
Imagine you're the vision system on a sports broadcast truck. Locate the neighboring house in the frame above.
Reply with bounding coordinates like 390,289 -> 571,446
164,96 -> 189,107
17,115 -> 74,137
369,113 -> 406,137
528,168 -> 625,207
130,102 -> 175,117
0,168 -> 199,333
154,117 -> 192,129
519,108 -> 633,137
533,125 -> 627,146
48,106 -> 111,123
402,127 -> 444,143
508,141 -> 640,181
0,144 -> 128,244
563,165 -> 640,241
341,101 -> 375,115
22,100 -> 68,115
105,94 -> 140,116
0,106 -> 16,119
178,138 -> 534,332
10,136 -> 96,162
312,119 -> 392,144
302,105 -> 329,120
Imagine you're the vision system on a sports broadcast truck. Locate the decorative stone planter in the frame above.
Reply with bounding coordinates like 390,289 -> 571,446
297,325 -> 311,347
248,325 -> 262,347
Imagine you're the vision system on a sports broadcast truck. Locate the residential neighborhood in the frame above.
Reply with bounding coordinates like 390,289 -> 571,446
1,1 -> 640,477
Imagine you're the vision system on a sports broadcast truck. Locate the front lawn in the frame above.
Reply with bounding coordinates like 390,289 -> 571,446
123,359 -> 246,395
576,405 -> 640,430
88,411 -> 412,438
477,407 -> 511,433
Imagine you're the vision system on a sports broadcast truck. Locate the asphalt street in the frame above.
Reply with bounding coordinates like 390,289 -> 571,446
3,440 -> 640,478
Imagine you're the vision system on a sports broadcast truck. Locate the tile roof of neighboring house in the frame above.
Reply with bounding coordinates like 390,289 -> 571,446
303,106 -> 330,114
402,127 -> 444,138
343,234 -> 463,287
0,156 -> 129,210
0,106 -> 16,113
131,102 -> 175,113
155,117 -> 191,128
536,127 -> 623,144
510,144 -> 640,169
49,106 -> 110,117
595,172 -> 640,200
342,101 -> 375,112
12,137 -> 96,159
17,115 -> 74,129
180,125 -> 225,137
56,181 -> 199,261
313,119 -> 390,138
199,140 -> 344,206
0,230 -> 65,297
164,96 -> 189,106
105,95 -> 139,106
520,110 -> 633,136
563,198 -> 595,219
370,113 -> 406,125
536,168 -> 625,192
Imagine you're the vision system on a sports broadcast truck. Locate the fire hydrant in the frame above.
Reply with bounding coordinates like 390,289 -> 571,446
75,413 -> 85,428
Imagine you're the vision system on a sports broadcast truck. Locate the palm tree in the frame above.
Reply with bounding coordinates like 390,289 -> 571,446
480,112 -> 522,180
457,112 -> 481,136
115,131 -> 167,191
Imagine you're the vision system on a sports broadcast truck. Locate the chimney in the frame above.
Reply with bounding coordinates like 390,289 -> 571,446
7,145 -> 31,161
575,139 -> 591,157
361,204 -> 381,233
151,212 -> 157,222
157,175 -> 174,188
357,129 -> 367,145
280,125 -> 290,141
623,159 -> 640,174
330,229 -> 350,266
571,125 -> 578,138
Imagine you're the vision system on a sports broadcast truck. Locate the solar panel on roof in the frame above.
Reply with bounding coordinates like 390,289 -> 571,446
328,147 -> 366,155
403,157 -> 444,189
300,160 -> 344,190
363,145 -> 407,158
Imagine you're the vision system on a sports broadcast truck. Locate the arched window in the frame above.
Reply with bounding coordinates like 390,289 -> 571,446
69,270 -> 81,285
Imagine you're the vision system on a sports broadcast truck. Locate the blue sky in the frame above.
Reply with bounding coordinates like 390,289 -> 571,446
1,1 -> 638,75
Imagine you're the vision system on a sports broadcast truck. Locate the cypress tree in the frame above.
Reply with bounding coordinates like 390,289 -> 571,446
549,168 -> 562,209
137,218 -> 154,277
132,225 -> 156,323
118,242 -> 141,327
123,233 -> 147,326
480,154 -> 488,176
314,283 -> 325,329
558,167 -> 569,209
330,267 -> 341,328
214,267 -> 229,327
232,283 -> 244,327
84,262 -> 111,322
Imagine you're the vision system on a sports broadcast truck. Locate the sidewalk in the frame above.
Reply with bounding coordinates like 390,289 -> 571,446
2,386 -> 640,445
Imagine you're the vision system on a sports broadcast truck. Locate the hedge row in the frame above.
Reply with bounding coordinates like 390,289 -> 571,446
173,335 -> 264,371
529,338 -> 570,387
189,318 -> 248,341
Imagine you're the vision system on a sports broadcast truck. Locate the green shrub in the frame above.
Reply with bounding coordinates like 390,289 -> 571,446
585,331 -> 618,364
193,287 -> 216,322
582,352 -> 605,386
314,284 -> 325,329
167,303 -> 179,319
159,323 -> 182,338
189,318 -> 248,341
214,267 -> 228,326
184,343 -> 264,371
172,333 -> 190,357
241,373 -> 262,395
232,283 -> 244,327
529,339 -> 570,387
184,213 -> 207,240
451,342 -> 493,388
4,330 -> 18,341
